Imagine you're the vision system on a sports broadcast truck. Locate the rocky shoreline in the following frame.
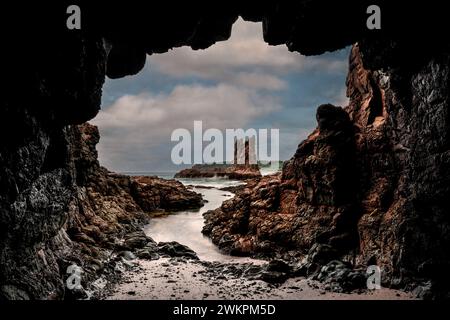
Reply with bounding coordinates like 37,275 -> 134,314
175,137 -> 262,180
175,164 -> 262,180
0,121 -> 418,300
99,180 -> 414,300
200,44 -> 450,299
50,123 -> 205,300
3,1 -> 450,301
67,110 -> 424,300
104,243 -> 414,300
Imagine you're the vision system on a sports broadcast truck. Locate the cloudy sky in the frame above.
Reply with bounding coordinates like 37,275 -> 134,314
93,18 -> 350,173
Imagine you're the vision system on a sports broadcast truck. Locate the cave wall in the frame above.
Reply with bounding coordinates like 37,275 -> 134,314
203,44 -> 450,298
351,43 -> 450,293
1,1 -> 449,299
0,29 -> 106,298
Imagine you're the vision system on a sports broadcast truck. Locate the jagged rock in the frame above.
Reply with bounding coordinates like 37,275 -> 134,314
175,139 -> 261,180
2,1 -> 450,300
106,42 -> 147,79
203,43 -> 450,299
175,164 -> 261,180
157,242 -> 199,260
243,265 -> 264,278
136,250 -> 160,261
62,124 -> 204,294
348,44 -> 450,297
131,176 -> 204,211
203,103 -> 358,257
308,244 -> 340,265
266,259 -> 292,274
119,251 -> 137,261
259,270 -> 289,284
135,241 -> 160,260
315,261 -> 367,293
0,285 -> 31,300
256,259 -> 292,284
123,231 -> 154,250
0,121 -> 203,299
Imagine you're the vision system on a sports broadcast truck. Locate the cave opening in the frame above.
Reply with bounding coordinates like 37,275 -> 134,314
3,2 -> 449,301
85,17 -> 352,264
93,18 -> 350,176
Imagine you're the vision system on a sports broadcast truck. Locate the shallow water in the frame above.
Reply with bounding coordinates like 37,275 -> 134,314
108,176 -> 414,300
144,178 -> 255,262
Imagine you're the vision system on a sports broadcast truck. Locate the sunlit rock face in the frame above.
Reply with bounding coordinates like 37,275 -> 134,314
1,1 -> 450,299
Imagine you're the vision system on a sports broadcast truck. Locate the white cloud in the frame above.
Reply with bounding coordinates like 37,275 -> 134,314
325,87 -> 349,107
95,18 -> 350,172
147,18 -> 347,85
93,83 -> 281,171
233,72 -> 287,90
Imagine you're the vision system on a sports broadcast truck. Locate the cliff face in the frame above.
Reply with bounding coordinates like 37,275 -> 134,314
202,105 -> 359,256
203,104 -> 358,253
203,44 -> 450,297
0,17 -> 106,296
1,1 -> 450,299
352,44 -> 450,294
0,123 -> 203,299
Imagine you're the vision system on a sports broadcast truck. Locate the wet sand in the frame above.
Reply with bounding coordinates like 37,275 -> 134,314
105,178 -> 414,300
107,258 -> 414,300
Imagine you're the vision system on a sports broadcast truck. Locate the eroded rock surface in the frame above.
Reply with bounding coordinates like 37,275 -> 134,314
175,164 -> 261,180
0,122 -> 203,300
1,1 -> 450,300
203,44 -> 450,298
175,139 -> 262,180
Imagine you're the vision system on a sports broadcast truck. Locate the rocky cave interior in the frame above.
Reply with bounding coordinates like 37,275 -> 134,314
1,1 -> 450,299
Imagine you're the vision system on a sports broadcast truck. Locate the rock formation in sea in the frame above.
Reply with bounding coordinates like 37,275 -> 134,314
175,138 -> 262,180
1,2 -> 449,299
175,164 -> 262,180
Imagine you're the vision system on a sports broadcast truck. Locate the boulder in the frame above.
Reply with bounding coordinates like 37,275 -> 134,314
157,242 -> 199,260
